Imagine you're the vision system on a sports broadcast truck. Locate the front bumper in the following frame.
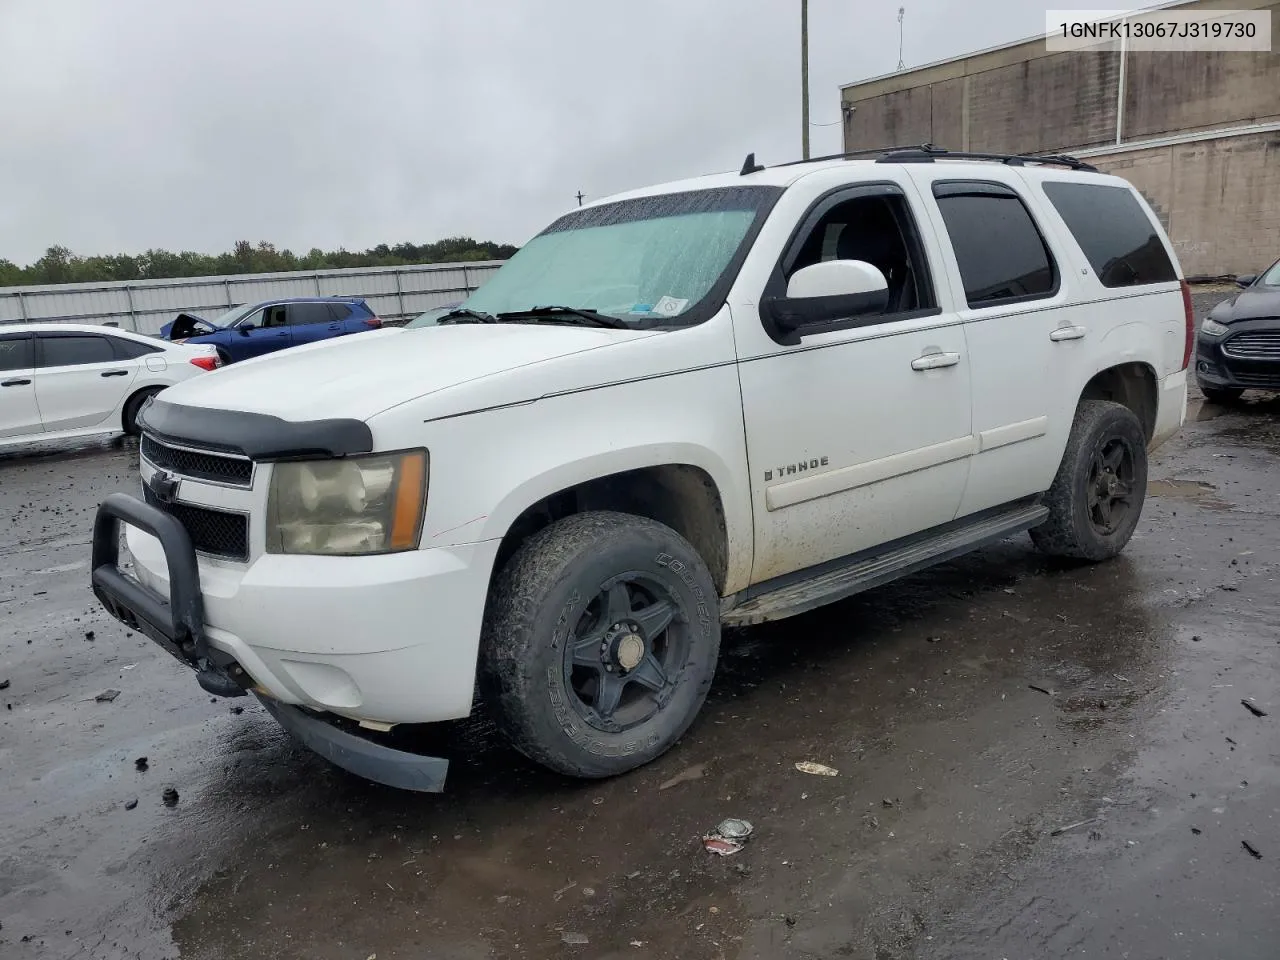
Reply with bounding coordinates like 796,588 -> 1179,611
90,492 -> 494,792
1195,325 -> 1280,392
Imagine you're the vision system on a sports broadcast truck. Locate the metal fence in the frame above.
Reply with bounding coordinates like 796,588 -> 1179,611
0,261 -> 503,335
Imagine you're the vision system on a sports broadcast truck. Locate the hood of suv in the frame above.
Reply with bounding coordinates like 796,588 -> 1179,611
157,323 -> 660,421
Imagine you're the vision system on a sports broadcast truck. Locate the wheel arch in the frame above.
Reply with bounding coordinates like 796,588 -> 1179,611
486,458 -> 736,600
1079,361 -> 1159,443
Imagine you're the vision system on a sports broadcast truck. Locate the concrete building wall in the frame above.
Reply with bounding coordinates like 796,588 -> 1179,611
1093,133 -> 1280,274
839,0 -> 1280,275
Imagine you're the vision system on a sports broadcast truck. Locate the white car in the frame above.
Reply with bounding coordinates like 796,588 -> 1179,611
89,147 -> 1190,792
0,323 -> 221,448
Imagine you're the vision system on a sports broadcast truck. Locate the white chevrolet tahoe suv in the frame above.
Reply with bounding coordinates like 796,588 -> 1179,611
90,147 -> 1191,792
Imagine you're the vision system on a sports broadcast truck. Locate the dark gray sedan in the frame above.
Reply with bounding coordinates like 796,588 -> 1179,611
1195,258 -> 1280,403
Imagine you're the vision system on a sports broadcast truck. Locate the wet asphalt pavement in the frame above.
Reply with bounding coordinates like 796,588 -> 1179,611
2,291 -> 1277,960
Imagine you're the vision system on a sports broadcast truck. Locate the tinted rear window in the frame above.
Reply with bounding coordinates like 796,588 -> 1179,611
110,336 -> 162,359
289,303 -> 334,326
933,184 -> 1057,307
328,303 -> 353,321
1042,182 -> 1177,288
39,335 -> 115,366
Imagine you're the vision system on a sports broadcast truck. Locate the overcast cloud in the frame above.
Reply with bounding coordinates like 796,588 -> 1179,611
1,0 -> 1116,265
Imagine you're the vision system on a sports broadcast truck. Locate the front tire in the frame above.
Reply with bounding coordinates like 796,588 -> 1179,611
479,511 -> 720,779
1030,400 -> 1148,562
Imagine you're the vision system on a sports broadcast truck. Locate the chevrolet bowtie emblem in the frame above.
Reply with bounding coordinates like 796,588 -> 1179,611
147,470 -> 179,504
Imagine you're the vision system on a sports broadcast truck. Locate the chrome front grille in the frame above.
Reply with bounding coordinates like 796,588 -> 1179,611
1222,330 -> 1280,361
140,433 -> 253,487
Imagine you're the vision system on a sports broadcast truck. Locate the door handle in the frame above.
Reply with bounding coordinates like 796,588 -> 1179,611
100,369 -> 130,377
911,352 -> 961,371
1050,325 -> 1087,342
1,378 -> 32,387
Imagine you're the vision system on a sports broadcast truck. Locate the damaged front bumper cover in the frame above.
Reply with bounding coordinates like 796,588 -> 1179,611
89,492 -> 450,793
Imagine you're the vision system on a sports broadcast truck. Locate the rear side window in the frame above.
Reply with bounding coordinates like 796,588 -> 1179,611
39,335 -> 115,367
0,334 -> 33,371
328,303 -> 353,321
109,337 -> 161,359
289,303 -> 334,326
1042,182 -> 1177,288
933,182 -> 1057,308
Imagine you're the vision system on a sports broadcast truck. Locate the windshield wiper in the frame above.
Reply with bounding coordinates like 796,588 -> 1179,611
435,308 -> 500,324
496,305 -> 630,329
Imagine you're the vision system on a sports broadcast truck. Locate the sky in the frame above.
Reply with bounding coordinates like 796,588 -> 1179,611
0,0 -> 1125,265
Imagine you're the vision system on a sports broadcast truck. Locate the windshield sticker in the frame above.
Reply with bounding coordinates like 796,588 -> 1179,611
653,296 -> 690,317
630,303 -> 654,315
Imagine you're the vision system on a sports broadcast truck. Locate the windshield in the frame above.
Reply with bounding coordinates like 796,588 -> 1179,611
403,304 -> 459,329
211,303 -> 260,328
461,186 -> 780,326
1260,259 -> 1280,287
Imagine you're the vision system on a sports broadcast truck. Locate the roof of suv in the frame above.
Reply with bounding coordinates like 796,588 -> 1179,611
584,151 -> 1126,210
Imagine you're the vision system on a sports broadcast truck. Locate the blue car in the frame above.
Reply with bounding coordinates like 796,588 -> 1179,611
160,297 -> 382,364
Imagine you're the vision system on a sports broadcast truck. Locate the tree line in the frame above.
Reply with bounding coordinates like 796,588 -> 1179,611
0,237 -> 519,287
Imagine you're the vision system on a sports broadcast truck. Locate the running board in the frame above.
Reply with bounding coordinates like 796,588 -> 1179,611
721,503 -> 1049,627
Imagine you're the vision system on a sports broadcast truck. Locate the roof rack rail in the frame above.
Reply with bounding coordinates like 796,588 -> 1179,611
876,144 -> 1098,172
739,143 -> 1097,176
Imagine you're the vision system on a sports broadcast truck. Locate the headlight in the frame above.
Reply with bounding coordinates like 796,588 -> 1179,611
266,450 -> 428,555
1201,318 -> 1230,337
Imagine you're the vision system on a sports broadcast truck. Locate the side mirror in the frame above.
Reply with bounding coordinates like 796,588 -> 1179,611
1236,274 -> 1257,289
239,323 -> 256,334
766,260 -> 889,334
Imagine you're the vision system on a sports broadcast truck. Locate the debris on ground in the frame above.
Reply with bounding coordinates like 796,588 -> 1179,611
1242,840 -> 1263,859
1050,817 -> 1101,837
230,705 -> 244,715
1191,827 -> 1202,835
0,679 -> 9,691
561,932 -> 589,945
715,818 -> 754,840
135,757 -> 148,771
702,836 -> 744,856
162,787 -> 179,807
1241,698 -> 1268,718
552,882 -> 577,901
658,763 -> 705,790
703,818 -> 753,856
795,761 -> 838,776
124,798 -> 138,811
84,630 -> 95,641
94,689 -> 120,703
882,798 -> 896,808
1028,684 -> 1054,696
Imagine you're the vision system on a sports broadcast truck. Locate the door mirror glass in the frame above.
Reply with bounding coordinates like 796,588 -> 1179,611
1236,274 -> 1257,288
770,260 -> 890,333
239,323 -> 256,334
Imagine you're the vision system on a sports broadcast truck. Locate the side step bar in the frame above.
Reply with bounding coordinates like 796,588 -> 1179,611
721,503 -> 1049,627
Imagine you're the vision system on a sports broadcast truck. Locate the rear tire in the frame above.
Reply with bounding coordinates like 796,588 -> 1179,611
122,387 -> 162,436
1200,385 -> 1243,405
1030,400 -> 1148,562
478,511 -> 720,779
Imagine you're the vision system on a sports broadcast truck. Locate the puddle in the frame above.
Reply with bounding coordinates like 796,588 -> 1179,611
1147,478 -> 1232,509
